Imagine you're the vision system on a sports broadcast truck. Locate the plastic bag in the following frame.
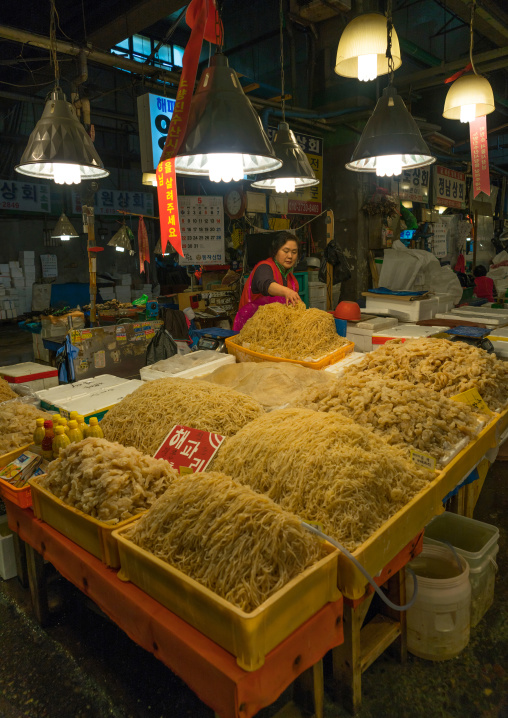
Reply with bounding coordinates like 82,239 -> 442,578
318,240 -> 351,285
426,265 -> 463,305
132,294 -> 148,307
146,328 -> 178,365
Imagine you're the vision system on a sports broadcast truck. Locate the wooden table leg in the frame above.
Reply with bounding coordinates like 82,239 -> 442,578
12,533 -> 28,589
332,594 -> 374,715
382,568 -> 407,663
25,544 -> 49,627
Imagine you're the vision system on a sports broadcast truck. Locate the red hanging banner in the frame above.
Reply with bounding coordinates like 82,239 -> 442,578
156,0 -> 209,256
469,115 -> 490,198
157,159 -> 183,256
138,216 -> 150,273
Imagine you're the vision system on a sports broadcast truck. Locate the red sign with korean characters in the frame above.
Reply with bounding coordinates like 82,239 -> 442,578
154,425 -> 225,474
469,115 -> 490,199
156,159 -> 183,256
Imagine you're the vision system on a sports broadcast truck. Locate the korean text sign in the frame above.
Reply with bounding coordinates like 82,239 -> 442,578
433,166 -> 466,209
154,425 -> 225,473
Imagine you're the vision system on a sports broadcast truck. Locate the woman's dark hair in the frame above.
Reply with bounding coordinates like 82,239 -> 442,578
473,265 -> 487,277
270,231 -> 299,260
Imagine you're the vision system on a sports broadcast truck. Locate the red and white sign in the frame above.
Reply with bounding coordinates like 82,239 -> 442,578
154,424 -> 225,473
433,165 -> 467,209
157,159 -> 183,256
470,115 -> 490,199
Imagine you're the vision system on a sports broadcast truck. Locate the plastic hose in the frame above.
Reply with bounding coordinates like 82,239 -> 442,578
302,522 -> 419,612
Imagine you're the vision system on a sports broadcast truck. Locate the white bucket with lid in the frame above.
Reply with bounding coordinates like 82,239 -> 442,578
406,545 -> 471,661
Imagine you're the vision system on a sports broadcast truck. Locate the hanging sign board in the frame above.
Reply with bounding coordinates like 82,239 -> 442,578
391,168 -> 430,203
470,116 -> 490,198
178,195 -> 225,266
432,222 -> 448,258
267,128 -> 323,216
0,180 -> 51,213
155,424 -> 225,473
40,254 -> 58,279
433,166 -> 467,209
72,190 -> 154,217
137,93 -> 176,173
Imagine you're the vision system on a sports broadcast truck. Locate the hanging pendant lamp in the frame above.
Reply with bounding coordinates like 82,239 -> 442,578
142,173 -> 157,186
335,13 -> 401,82
108,225 -> 134,253
16,90 -> 109,184
154,238 -> 170,255
443,74 -> 495,123
51,213 -> 79,241
251,122 -> 318,192
442,2 -> 495,123
175,54 -> 281,181
346,85 -> 435,176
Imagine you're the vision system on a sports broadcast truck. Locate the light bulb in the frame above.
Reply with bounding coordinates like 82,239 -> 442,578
208,153 -> 244,183
459,103 -> 477,123
59,235 -> 71,241
274,177 -> 296,193
53,163 -> 81,185
115,246 -> 125,252
375,154 -> 403,177
358,54 -> 378,82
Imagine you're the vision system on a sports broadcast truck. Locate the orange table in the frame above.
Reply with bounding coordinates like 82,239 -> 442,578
6,501 -> 344,718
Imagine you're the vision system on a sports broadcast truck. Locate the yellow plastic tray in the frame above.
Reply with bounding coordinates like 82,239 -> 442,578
29,476 -> 140,567
225,336 -> 355,370
337,413 -> 501,600
0,444 -> 31,470
113,524 -> 341,671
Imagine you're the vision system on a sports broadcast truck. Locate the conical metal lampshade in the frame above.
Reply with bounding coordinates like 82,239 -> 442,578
16,90 -> 109,184
51,213 -> 79,240
443,74 -> 495,122
154,238 -> 170,255
251,122 -> 319,192
346,85 -> 435,175
108,225 -> 133,253
175,54 -> 282,180
142,172 -> 157,186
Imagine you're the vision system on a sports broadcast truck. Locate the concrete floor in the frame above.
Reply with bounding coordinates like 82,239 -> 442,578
0,462 -> 506,718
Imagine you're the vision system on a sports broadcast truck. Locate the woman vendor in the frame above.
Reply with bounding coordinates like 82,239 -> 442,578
234,232 -> 301,330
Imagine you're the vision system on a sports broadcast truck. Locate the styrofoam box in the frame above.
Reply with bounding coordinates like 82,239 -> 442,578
140,350 -> 235,382
451,305 -> 508,320
36,374 -> 131,409
372,324 -> 443,345
324,351 -> 365,376
435,312 -> 508,327
0,362 -> 58,390
0,515 -> 17,580
490,341 -> 508,358
309,299 -> 327,310
365,295 -> 439,322
56,379 -> 143,420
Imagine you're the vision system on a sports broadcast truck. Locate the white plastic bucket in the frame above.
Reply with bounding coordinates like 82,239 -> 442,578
406,545 -> 471,661
424,512 -> 499,627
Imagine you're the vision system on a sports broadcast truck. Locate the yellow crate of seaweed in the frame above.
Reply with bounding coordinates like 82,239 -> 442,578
29,475 -> 140,567
225,335 -> 355,370
113,523 -> 341,672
336,412 -> 501,600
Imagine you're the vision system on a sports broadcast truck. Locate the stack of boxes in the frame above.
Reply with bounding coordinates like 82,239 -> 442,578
0,254 -> 35,319
99,286 -> 115,302
115,274 -> 132,304
131,283 -> 152,302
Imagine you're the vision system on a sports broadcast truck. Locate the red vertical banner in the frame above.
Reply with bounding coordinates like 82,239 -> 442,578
157,159 -> 183,256
156,0 -> 209,257
470,116 -> 490,198
138,216 -> 150,273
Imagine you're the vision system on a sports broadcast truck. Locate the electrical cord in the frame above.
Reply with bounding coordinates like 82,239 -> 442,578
302,522 -> 419,612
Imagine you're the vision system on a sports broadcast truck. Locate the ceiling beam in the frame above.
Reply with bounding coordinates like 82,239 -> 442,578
88,0 -> 187,50
436,0 -> 508,48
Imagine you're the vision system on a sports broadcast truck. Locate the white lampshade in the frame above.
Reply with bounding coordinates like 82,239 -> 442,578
443,74 -> 495,122
335,13 -> 402,81
142,173 -> 157,186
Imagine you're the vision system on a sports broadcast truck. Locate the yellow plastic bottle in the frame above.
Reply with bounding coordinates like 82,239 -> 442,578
85,416 -> 104,439
59,416 -> 69,435
77,415 -> 87,436
52,425 -> 71,457
33,418 -> 46,447
67,420 -> 84,443
52,414 -> 61,427
69,411 -> 79,423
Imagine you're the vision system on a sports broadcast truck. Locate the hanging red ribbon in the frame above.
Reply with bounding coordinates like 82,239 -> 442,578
138,216 -> 150,274
156,0 -> 209,256
470,115 -> 490,198
445,63 -> 472,84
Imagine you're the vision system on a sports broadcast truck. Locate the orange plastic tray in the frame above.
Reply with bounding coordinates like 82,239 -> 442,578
0,476 -> 32,508
225,336 -> 355,370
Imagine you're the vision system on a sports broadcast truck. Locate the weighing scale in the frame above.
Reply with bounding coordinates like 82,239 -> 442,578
196,334 -> 228,352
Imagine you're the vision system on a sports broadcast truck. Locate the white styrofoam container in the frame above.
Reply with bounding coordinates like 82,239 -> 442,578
365,295 -> 439,322
56,379 -> 143,420
451,305 -> 508,319
490,341 -> 508,358
435,312 -> 508,327
356,316 -> 398,332
0,515 -> 17,580
36,374 -> 131,410
372,324 -> 443,345
309,298 -> 327,310
324,351 -> 365,376
140,350 -> 235,382
0,362 -> 58,390
433,294 -> 455,313
346,324 -> 374,353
